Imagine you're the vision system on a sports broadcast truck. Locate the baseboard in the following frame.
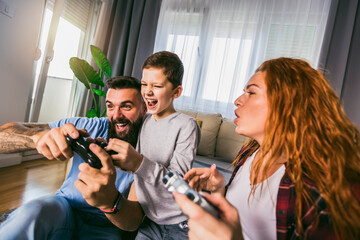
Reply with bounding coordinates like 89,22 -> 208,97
0,153 -> 22,168
21,150 -> 43,161
21,153 -> 44,161
0,150 -> 44,168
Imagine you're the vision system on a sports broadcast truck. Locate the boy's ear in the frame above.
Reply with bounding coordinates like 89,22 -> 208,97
172,86 -> 182,99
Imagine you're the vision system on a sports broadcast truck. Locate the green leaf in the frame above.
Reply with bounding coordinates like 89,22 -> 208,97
101,108 -> 107,117
94,89 -> 107,97
86,108 -> 98,118
90,45 -> 112,78
69,57 -> 104,88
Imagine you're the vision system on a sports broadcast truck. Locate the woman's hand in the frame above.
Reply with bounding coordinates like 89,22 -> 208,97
184,164 -> 226,194
173,191 -> 243,240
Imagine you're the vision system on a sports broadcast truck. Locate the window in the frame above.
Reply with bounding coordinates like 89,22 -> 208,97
29,0 -> 101,122
154,0 -> 331,118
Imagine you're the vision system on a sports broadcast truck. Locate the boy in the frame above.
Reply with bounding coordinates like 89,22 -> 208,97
91,51 -> 200,239
135,51 -> 201,239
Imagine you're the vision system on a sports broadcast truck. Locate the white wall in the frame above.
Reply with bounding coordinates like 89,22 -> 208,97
0,0 -> 44,167
0,0 -> 44,125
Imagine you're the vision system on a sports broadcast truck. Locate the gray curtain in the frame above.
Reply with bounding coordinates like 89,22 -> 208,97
87,0 -> 161,113
106,0 -> 162,80
319,0 -> 360,128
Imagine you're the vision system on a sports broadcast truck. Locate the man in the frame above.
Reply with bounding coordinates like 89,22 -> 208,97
0,76 -> 146,239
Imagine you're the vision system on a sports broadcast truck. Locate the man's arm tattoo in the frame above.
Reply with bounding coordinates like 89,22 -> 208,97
0,123 -> 50,154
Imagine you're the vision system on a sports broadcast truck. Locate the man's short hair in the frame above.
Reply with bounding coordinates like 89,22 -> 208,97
106,76 -> 141,93
142,51 -> 184,88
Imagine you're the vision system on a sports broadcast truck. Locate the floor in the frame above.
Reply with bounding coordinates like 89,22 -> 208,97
0,158 -> 67,214
0,157 -> 232,215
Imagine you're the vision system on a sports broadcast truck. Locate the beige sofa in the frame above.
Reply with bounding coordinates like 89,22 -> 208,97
178,109 -> 249,182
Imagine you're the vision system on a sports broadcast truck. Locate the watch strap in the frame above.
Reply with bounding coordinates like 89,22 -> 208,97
100,192 -> 124,214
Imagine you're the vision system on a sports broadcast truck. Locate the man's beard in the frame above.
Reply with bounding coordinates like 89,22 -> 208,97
107,116 -> 143,148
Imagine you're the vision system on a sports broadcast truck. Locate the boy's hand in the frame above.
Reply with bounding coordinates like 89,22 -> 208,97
75,143 -> 119,210
106,138 -> 143,172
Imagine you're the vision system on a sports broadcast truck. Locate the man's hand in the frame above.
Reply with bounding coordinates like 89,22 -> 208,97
106,138 -> 143,172
34,123 -> 89,161
75,143 -> 145,231
173,192 -> 243,240
74,143 -> 119,210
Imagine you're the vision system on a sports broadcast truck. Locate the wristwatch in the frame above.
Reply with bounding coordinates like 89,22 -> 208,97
100,192 -> 124,214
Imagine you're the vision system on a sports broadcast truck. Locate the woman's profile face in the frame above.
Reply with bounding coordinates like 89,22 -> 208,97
233,71 -> 269,144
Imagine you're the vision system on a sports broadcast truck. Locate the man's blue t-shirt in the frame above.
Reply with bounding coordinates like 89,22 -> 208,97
49,117 -> 134,216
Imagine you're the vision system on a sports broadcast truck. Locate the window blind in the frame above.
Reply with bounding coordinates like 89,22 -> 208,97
47,0 -> 100,32
265,24 -> 316,61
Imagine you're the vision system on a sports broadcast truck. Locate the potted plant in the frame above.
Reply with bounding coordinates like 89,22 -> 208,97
69,45 -> 112,118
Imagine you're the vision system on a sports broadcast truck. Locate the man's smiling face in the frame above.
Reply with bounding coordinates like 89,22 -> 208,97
106,88 -> 144,146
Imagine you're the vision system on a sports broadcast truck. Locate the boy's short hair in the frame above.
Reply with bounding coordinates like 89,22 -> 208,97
106,76 -> 141,94
142,51 -> 184,88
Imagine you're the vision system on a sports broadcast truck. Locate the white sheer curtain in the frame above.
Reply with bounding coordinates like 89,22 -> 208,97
154,0 -> 331,118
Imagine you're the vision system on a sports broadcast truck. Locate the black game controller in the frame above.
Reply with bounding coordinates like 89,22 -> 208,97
65,134 -> 115,169
95,141 -> 117,156
162,170 -> 220,218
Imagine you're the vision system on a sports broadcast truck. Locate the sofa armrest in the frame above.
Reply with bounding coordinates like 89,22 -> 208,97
64,157 -> 72,179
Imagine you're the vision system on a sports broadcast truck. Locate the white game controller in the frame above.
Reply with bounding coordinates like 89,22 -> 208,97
162,170 -> 220,218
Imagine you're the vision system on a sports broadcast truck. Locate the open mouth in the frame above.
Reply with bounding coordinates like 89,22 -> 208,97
116,122 -> 128,128
234,110 -> 240,118
114,120 -> 130,132
146,99 -> 158,109
116,124 -> 128,132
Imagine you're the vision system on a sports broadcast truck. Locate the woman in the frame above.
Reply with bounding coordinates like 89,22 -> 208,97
174,57 -> 360,239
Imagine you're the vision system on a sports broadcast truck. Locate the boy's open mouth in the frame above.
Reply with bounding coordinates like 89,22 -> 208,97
147,99 -> 158,109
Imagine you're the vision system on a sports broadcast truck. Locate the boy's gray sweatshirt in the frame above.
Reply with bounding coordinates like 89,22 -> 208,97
135,112 -> 201,224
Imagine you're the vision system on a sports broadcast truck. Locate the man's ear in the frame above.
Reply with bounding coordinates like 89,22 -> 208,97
172,86 -> 182,99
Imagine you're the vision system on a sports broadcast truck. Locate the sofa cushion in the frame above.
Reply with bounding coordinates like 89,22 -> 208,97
195,119 -> 203,128
178,109 -> 222,157
215,118 -> 249,162
177,109 -> 197,119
